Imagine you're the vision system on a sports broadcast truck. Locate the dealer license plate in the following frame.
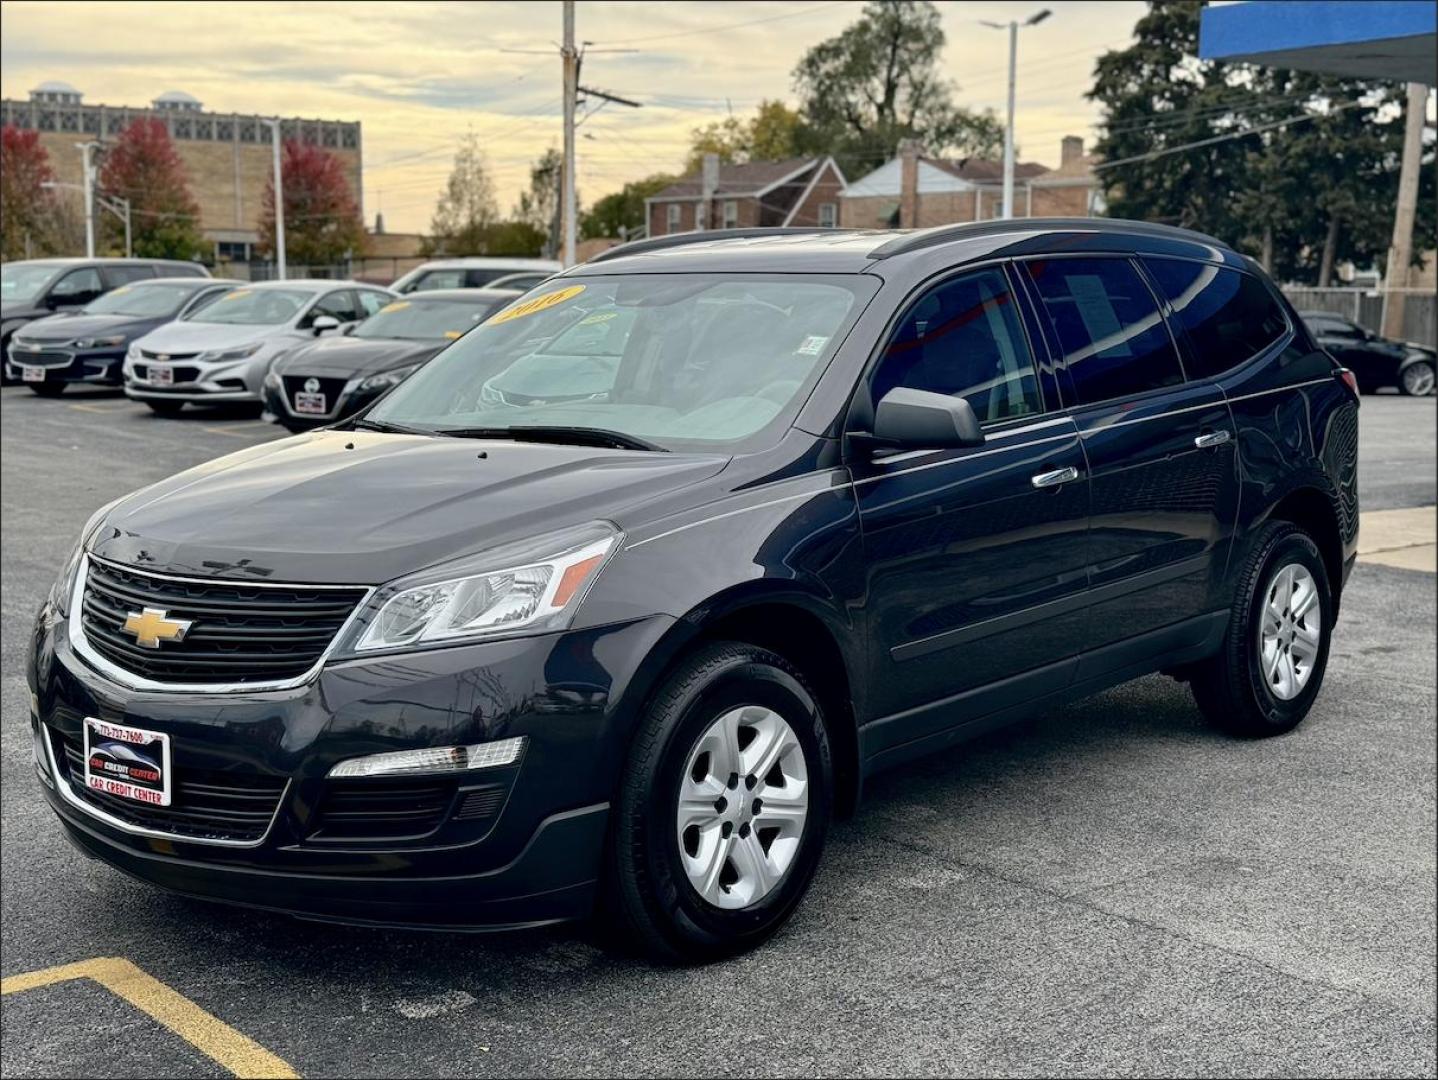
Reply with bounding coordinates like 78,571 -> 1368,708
83,717 -> 172,806
149,364 -> 174,387
293,391 -> 327,415
22,366 -> 45,383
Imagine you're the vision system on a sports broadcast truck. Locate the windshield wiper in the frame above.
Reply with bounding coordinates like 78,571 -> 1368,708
352,417 -> 432,436
436,425 -> 668,452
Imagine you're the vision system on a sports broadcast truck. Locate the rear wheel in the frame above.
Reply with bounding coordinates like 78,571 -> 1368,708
606,641 -> 832,963
28,382 -> 65,397
1190,522 -> 1332,737
1399,360 -> 1435,397
145,400 -> 186,416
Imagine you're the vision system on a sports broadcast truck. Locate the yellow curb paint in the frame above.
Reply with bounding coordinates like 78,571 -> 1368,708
2,957 -> 298,1079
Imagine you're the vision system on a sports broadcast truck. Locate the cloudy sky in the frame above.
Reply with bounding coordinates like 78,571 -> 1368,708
0,0 -> 1144,233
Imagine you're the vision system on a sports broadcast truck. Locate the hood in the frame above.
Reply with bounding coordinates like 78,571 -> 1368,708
275,335 -> 443,378
134,320 -> 293,353
89,430 -> 727,584
14,312 -> 157,345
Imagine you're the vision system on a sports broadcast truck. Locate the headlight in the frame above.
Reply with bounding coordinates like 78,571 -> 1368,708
197,342 -> 263,362
327,736 -> 526,779
126,342 -> 142,360
358,364 -> 420,392
342,522 -> 620,654
73,334 -> 126,349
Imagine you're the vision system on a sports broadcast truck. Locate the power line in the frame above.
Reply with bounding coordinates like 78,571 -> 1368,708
592,0 -> 850,46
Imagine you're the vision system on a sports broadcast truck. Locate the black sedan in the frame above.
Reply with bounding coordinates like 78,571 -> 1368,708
5,277 -> 239,395
1299,310 -> 1436,396
262,288 -> 521,431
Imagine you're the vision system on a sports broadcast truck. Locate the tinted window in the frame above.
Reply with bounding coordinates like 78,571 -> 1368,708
313,290 -> 360,323
466,268 -> 521,287
874,268 -> 1041,423
50,268 -> 103,302
1025,257 -> 1183,405
1144,260 -> 1288,378
409,270 -> 466,292
102,265 -> 156,286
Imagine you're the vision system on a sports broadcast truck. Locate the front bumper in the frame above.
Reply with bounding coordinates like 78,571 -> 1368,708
6,343 -> 126,385
30,602 -> 676,928
262,375 -> 388,429
122,354 -> 267,404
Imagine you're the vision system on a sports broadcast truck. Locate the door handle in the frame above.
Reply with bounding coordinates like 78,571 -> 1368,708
1194,430 -> 1232,449
1031,466 -> 1080,489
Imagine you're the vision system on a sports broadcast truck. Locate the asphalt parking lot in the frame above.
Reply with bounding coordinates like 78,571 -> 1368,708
1,386 -> 1434,1079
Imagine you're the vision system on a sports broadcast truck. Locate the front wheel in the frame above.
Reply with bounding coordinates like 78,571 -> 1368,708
1399,360 -> 1435,397
606,642 -> 832,963
1190,522 -> 1333,737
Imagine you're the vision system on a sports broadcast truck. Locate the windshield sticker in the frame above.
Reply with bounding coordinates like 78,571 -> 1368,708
487,284 -> 586,325
223,289 -> 252,301
795,335 -> 829,356
379,300 -> 410,313
111,285 -> 132,295
443,330 -> 464,339
579,311 -> 619,326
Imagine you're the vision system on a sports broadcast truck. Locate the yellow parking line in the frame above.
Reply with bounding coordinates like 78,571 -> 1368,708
67,402 -> 130,414
199,423 -> 270,438
2,957 -> 298,1079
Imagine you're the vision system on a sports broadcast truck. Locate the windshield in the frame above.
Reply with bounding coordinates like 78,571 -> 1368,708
1,264 -> 61,304
83,282 -> 210,318
367,274 -> 871,451
186,287 -> 308,325
354,297 -> 504,341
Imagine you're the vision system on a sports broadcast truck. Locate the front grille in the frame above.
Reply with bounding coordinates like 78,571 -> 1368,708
10,348 -> 72,367
51,729 -> 286,843
308,779 -> 457,841
79,558 -> 368,685
139,348 -> 199,361
283,375 -> 347,405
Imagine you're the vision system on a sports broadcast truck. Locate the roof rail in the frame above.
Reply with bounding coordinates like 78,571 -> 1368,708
866,217 -> 1226,260
588,227 -> 835,264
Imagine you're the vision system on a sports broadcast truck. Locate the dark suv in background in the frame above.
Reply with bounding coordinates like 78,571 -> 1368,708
1300,310 -> 1435,396
28,221 -> 1359,963
1,258 -> 210,381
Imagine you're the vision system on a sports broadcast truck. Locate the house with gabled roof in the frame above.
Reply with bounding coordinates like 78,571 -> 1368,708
644,155 -> 846,237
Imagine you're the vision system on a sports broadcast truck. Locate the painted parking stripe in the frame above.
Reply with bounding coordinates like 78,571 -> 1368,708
1,957 -> 298,1079
198,422 -> 273,438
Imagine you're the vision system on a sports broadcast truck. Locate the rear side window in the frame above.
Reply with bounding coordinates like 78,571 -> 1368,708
1144,260 -> 1288,378
410,270 -> 465,292
103,265 -> 156,287
1024,257 -> 1184,406
874,267 -> 1042,423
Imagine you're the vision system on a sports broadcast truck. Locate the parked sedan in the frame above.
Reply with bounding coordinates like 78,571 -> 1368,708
263,288 -> 520,432
123,280 -> 395,415
6,278 -> 240,395
1300,310 -> 1436,396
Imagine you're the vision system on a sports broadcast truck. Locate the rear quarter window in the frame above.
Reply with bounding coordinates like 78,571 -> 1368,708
1143,259 -> 1289,379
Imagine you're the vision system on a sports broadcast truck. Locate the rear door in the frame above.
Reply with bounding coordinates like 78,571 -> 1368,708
1022,255 -> 1236,670
853,264 -> 1091,755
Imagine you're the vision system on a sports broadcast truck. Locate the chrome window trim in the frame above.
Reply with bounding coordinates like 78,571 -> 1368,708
42,725 -> 290,849
68,553 -> 374,694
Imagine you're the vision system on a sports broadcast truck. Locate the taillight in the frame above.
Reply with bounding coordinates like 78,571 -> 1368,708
1335,367 -> 1359,401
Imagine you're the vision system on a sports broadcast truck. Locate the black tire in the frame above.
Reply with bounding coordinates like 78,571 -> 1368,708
605,641 -> 833,964
145,400 -> 186,416
28,382 -> 65,397
1399,360 -> 1435,397
1190,521 -> 1333,737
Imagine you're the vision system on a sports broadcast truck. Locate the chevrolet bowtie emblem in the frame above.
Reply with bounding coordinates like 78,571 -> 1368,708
121,607 -> 192,649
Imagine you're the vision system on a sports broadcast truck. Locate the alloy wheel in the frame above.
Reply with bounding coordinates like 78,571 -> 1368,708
1257,562 -> 1323,701
676,705 -> 809,910
1401,362 -> 1435,397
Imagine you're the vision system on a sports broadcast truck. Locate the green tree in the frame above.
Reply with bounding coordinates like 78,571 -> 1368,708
482,220 -> 548,256
428,131 -> 499,255
581,172 -> 677,240
686,100 -> 810,171
792,0 -> 1002,175
514,148 -> 563,256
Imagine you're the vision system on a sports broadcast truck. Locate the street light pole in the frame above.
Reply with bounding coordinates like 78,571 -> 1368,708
982,9 -> 1051,220
261,118 -> 286,279
75,141 -> 99,257
561,0 -> 578,268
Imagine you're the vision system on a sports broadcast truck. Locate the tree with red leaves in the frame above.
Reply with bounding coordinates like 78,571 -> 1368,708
1,125 -> 63,259
259,139 -> 364,267
97,117 -> 208,260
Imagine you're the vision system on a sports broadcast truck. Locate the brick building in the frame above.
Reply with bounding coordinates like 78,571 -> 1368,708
1,81 -> 362,260
645,155 -> 846,237
840,136 -> 1099,229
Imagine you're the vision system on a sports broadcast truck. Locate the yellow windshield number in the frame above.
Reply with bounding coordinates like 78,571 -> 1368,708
487,285 -> 586,325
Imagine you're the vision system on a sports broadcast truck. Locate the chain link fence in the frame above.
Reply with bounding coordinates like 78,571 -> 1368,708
1281,287 -> 1436,347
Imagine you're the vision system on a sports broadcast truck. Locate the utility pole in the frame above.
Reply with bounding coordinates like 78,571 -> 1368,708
261,118 -> 287,279
982,9 -> 1051,220
561,0 -> 578,268
1381,82 -> 1428,339
76,141 -> 99,257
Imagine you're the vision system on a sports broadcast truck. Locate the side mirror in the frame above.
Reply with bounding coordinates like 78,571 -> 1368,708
871,387 -> 984,449
311,315 -> 341,335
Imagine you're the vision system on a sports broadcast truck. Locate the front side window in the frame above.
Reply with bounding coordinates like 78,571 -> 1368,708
50,268 -> 103,302
187,287 -> 309,325
368,274 -> 872,451
1143,259 -> 1288,379
311,290 -> 360,323
1025,257 -> 1184,406
872,267 -> 1041,424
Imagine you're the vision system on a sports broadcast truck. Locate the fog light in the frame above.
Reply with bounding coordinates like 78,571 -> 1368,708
326,736 -> 526,779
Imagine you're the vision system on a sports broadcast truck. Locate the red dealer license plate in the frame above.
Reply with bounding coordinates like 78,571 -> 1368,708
83,717 -> 172,806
